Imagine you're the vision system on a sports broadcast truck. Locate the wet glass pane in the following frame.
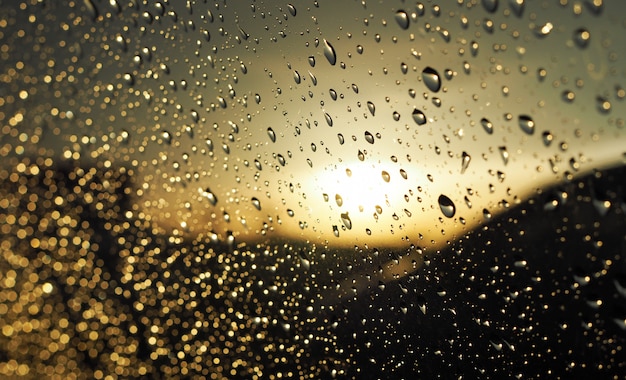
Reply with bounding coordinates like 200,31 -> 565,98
1,0 -> 625,378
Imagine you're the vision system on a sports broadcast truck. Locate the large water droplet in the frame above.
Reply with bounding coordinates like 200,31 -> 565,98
509,0 -> 525,17
438,194 -> 456,218
422,67 -> 442,92
412,108 -> 427,125
364,131 -> 375,144
323,39 -> 337,65
395,10 -> 410,30
518,115 -> 535,135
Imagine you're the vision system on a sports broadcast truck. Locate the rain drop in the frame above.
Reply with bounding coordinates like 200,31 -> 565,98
267,128 -> 276,142
251,197 -> 261,210
364,131 -> 375,144
518,114 -> 535,135
381,171 -> 390,182
395,10 -> 410,30
573,28 -> 591,49
481,118 -> 494,134
412,108 -> 427,125
323,39 -> 337,65
438,194 -> 456,218
460,151 -> 471,174
367,101 -> 376,116
340,212 -> 352,230
422,67 -> 442,92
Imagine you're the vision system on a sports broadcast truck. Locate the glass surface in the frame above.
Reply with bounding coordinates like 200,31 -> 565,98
0,0 -> 625,378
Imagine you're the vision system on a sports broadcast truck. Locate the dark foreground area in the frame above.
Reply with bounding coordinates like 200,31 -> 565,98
1,162 -> 625,379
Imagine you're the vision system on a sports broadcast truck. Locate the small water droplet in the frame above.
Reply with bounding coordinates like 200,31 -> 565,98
499,146 -> 509,165
267,128 -> 276,142
335,194 -> 343,207
573,28 -> 591,49
329,89 -> 337,100
562,90 -> 575,103
367,101 -> 376,116
341,212 -> 352,230
381,171 -> 390,182
483,208 -> 492,221
293,70 -> 301,84
395,10 -> 410,30
351,83 -> 359,93
308,56 -> 315,67
400,169 -> 408,179
356,45 -> 364,54
393,111 -> 401,121
422,67 -> 442,92
596,96 -> 611,113
412,108 -> 427,125
324,112 -> 333,126
480,118 -> 494,134
201,188 -> 218,206
357,150 -> 365,161
461,151 -> 471,174
438,194 -> 456,218
509,0 -> 525,17
332,225 -> 340,237
277,154 -> 286,166
482,0 -> 499,13
364,131 -> 375,144
338,134 -> 345,145
518,115 -> 535,135
251,197 -> 261,210
533,22 -> 553,38
323,39 -> 337,65
542,131 -> 553,146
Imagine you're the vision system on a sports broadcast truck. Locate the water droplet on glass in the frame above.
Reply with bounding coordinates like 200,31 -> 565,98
481,118 -> 494,134
400,169 -> 408,179
460,151 -> 471,174
357,150 -> 365,161
499,146 -> 509,165
351,83 -> 359,93
323,39 -> 337,65
267,128 -> 276,142
367,101 -> 376,116
482,0 -> 499,13
483,208 -> 492,221
438,194 -> 456,218
324,112 -> 333,126
393,111 -> 401,121
509,0 -> 525,17
201,188 -> 218,206
308,56 -> 315,67
518,114 -> 535,135
335,194 -> 343,207
293,70 -> 301,84
533,22 -> 553,38
364,131 -> 375,144
412,108 -> 427,125
562,90 -> 575,103
287,3 -> 296,16
542,131 -> 554,146
573,28 -> 591,49
337,133 -> 345,145
596,96 -> 611,113
395,10 -> 410,30
329,89 -> 337,100
340,212 -> 352,230
422,67 -> 442,92
381,171 -> 390,182
251,197 -> 261,210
